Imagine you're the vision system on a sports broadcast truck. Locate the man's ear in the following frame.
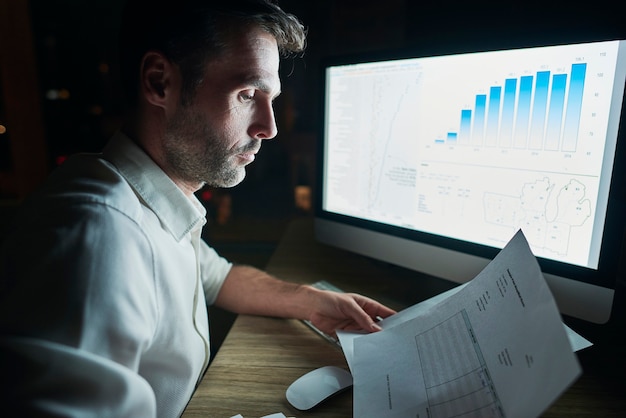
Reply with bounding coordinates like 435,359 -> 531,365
140,51 -> 177,109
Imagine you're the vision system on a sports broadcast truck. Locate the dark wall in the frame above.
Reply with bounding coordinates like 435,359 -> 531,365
25,0 -> 626,184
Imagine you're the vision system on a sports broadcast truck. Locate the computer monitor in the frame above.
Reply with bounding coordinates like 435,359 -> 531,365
315,37 -> 626,324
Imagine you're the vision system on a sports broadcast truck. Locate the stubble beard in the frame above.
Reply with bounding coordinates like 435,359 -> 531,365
163,105 -> 247,189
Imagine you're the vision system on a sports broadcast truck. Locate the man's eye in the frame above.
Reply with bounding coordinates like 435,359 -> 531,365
240,90 -> 255,101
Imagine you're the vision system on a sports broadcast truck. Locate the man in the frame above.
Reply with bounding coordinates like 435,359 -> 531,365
0,0 -> 395,416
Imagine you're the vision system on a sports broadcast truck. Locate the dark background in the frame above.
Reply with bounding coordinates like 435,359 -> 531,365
3,0 -> 625,200
1,0 -> 625,355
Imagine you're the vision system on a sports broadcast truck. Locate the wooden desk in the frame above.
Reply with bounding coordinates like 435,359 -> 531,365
183,219 -> 626,417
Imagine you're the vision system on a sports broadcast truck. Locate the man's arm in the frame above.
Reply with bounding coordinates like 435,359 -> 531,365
214,265 -> 396,335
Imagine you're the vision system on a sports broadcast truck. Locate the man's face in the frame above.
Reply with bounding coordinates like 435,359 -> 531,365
163,27 -> 281,189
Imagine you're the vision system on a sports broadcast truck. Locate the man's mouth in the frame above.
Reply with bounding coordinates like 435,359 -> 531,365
236,142 -> 261,164
236,152 -> 256,163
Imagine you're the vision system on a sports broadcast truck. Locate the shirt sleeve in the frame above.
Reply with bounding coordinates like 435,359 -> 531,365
1,336 -> 157,418
0,200 -> 159,415
197,238 -> 232,305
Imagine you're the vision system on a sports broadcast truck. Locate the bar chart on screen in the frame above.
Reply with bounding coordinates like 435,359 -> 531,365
426,40 -> 620,162
436,63 -> 587,153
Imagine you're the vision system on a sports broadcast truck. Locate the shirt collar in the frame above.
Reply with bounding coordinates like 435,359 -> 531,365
102,131 -> 207,242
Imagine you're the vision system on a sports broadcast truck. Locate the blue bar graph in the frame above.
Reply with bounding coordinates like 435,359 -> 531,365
486,86 -> 502,147
529,71 -> 550,149
473,94 -> 487,146
545,73 -> 568,150
514,75 -> 533,148
439,62 -> 587,152
460,109 -> 472,144
562,63 -> 587,152
500,78 -> 518,147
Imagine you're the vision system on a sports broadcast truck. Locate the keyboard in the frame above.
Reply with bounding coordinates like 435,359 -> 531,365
302,280 -> 344,348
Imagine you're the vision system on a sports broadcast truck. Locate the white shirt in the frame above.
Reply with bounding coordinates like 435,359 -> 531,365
0,132 -> 232,417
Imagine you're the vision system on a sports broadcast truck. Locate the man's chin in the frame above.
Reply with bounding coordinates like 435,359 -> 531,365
210,169 -> 246,189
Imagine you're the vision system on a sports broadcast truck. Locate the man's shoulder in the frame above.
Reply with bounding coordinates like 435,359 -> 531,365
27,154 -> 143,222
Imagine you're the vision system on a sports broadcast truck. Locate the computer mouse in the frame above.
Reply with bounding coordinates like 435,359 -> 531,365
285,365 -> 353,411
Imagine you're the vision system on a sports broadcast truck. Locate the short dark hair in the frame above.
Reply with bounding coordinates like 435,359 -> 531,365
119,0 -> 306,106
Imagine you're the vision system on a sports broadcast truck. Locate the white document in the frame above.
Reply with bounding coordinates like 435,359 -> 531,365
339,230 -> 582,418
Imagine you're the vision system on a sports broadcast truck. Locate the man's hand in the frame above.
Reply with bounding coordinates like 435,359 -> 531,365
215,265 -> 396,335
305,289 -> 396,335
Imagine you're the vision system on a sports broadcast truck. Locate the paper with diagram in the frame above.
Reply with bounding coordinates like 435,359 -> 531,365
339,230 -> 581,418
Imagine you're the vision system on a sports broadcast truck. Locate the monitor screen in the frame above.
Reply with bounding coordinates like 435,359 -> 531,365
315,38 -> 626,324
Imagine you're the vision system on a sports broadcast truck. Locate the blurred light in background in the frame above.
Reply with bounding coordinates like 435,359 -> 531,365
45,88 -> 70,101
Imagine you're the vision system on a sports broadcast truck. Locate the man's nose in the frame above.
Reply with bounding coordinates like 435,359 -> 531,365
249,99 -> 278,140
